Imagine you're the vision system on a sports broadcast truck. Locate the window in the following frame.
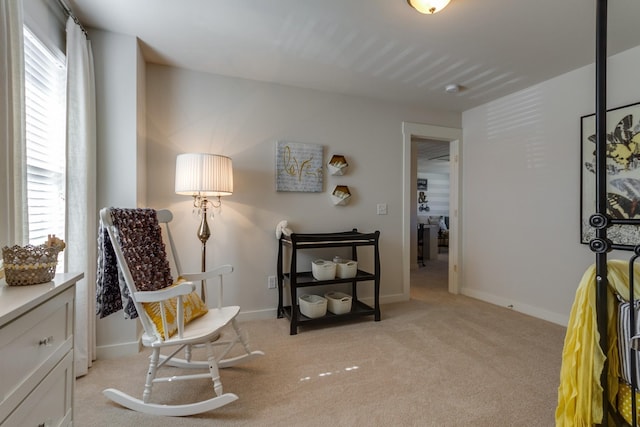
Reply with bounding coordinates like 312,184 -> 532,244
23,26 -> 66,248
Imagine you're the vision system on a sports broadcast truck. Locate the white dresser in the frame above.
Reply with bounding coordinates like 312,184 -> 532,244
0,273 -> 83,427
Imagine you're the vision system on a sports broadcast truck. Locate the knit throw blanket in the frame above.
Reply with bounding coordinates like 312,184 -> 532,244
96,208 -> 173,318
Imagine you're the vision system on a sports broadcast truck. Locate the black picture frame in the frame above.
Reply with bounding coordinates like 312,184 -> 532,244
580,101 -> 640,245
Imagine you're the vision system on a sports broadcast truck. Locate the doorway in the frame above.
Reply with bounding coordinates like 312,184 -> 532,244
413,138 -> 450,297
401,122 -> 462,300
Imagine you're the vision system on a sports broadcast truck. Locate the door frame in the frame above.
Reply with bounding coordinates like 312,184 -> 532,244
402,122 -> 462,297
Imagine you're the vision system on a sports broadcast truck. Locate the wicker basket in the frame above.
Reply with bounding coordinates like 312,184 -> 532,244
2,244 -> 60,286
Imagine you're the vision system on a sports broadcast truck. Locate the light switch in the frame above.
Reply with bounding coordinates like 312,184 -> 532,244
377,203 -> 387,215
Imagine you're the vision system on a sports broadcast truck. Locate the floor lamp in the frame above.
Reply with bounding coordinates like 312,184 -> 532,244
175,153 -> 233,303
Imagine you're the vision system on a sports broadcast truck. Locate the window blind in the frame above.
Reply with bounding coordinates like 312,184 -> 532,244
23,26 -> 67,246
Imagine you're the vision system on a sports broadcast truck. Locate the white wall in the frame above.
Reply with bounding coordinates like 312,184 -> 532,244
136,43 -> 147,207
144,64 -> 460,320
417,166 -> 449,219
92,29 -> 146,358
460,45 -> 640,326
23,0 -> 65,53
90,26 -> 640,354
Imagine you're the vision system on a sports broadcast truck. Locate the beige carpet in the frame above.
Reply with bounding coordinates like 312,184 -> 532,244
75,253 -> 566,426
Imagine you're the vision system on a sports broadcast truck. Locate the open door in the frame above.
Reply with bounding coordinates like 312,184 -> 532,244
402,122 -> 462,299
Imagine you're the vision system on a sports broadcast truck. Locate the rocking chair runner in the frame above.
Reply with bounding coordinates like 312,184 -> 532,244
98,207 -> 263,417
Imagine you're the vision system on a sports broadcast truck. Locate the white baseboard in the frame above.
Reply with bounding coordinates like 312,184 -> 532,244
96,339 -> 141,359
237,308 -> 277,321
461,287 -> 569,327
381,293 -> 409,304
359,293 -> 408,305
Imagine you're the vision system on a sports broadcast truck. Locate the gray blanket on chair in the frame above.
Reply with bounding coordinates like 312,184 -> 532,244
96,208 -> 174,319
96,219 -> 138,319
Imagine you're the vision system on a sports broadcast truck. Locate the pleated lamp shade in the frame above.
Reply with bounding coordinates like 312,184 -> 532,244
175,153 -> 233,197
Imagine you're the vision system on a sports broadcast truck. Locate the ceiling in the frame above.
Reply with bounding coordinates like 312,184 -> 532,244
415,139 -> 449,172
67,0 -> 640,113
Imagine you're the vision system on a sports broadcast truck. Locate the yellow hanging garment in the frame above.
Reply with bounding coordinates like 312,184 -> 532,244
556,260 -> 640,426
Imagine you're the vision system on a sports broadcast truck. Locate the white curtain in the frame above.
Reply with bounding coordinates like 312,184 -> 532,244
65,16 -> 97,377
0,0 -> 27,250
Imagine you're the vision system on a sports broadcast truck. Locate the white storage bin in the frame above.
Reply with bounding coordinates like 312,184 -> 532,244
312,259 -> 336,280
325,292 -> 352,315
333,258 -> 358,279
299,294 -> 327,318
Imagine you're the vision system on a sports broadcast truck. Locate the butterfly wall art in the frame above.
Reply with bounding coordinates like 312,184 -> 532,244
581,102 -> 640,245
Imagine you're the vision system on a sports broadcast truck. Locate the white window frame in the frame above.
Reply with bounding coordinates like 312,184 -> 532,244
23,25 -> 67,254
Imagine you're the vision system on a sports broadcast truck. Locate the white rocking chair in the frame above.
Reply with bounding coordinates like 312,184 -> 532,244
99,207 -> 263,417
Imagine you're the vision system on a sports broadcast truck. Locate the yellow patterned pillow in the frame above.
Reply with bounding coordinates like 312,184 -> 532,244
618,380 -> 640,426
142,278 -> 208,340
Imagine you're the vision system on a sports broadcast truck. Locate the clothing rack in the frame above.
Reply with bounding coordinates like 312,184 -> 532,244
592,1 -> 640,425
593,0 -> 611,423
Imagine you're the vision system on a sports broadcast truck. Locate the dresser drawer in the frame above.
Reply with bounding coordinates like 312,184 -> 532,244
0,287 -> 74,421
1,351 -> 73,427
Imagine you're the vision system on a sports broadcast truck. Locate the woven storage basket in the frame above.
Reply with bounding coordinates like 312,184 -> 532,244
298,294 -> 327,318
2,244 -> 59,286
324,292 -> 352,315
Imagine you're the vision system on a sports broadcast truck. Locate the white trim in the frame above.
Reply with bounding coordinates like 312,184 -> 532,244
236,308 -> 277,322
402,122 -> 462,299
96,340 -> 142,360
381,293 -> 407,304
460,287 -> 569,327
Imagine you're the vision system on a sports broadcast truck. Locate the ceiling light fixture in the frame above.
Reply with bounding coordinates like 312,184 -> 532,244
407,0 -> 451,14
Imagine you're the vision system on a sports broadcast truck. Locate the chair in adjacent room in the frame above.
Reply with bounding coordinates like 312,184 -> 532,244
98,207 -> 263,416
417,223 -> 425,266
438,216 -> 449,253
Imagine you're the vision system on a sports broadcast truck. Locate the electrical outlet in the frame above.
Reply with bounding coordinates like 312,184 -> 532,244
377,203 -> 387,215
268,275 -> 276,289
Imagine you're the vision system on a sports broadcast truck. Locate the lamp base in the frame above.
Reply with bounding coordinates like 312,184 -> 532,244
198,200 -> 211,303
